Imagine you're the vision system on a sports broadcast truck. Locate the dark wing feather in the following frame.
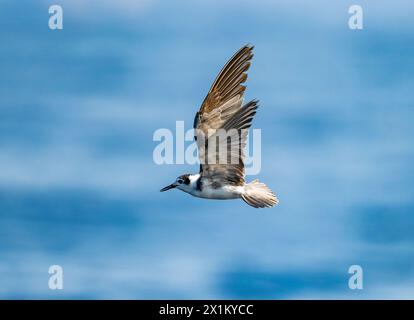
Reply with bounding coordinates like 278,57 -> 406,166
194,45 -> 254,141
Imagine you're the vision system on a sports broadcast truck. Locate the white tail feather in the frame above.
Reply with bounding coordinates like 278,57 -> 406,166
241,179 -> 278,208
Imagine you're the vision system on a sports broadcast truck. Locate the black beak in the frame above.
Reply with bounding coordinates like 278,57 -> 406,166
160,183 -> 176,192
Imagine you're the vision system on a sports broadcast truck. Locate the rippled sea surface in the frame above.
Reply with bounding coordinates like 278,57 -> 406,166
1,0 -> 413,298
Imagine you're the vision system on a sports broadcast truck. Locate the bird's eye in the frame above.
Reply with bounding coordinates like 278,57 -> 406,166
177,179 -> 183,184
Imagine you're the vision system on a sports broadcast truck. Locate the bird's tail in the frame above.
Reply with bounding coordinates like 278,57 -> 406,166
242,179 -> 279,208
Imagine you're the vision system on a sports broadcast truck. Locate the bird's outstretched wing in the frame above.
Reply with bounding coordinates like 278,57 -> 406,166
193,45 -> 257,186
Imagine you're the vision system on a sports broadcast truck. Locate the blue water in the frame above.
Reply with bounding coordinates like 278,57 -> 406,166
1,0 -> 414,299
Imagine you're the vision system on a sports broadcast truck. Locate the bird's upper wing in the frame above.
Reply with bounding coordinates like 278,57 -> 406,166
193,44 -> 254,142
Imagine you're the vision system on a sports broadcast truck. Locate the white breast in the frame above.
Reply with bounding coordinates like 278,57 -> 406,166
194,184 -> 243,200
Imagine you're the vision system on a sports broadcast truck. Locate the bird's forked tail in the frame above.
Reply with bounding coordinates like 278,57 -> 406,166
241,179 -> 279,208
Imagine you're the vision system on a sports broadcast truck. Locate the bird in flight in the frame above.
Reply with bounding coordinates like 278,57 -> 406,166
160,45 -> 278,208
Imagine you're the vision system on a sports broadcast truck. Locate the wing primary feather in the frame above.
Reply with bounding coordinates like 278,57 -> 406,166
199,45 -> 254,114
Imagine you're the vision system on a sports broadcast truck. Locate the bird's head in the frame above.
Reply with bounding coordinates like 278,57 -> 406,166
160,174 -> 192,192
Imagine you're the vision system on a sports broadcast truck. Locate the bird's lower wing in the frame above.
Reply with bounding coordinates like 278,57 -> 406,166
199,100 -> 259,186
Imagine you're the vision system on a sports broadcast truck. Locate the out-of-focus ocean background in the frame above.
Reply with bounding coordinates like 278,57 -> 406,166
1,0 -> 413,299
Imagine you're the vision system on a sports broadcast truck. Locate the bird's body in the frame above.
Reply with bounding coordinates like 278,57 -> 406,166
177,174 -> 243,200
160,45 -> 279,208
